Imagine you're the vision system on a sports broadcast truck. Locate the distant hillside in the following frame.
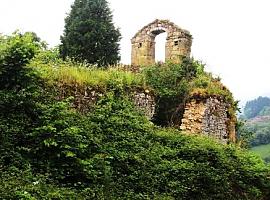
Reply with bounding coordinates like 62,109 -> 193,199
242,96 -> 270,162
243,96 -> 270,119
247,115 -> 270,124
242,97 -> 270,145
251,143 -> 270,163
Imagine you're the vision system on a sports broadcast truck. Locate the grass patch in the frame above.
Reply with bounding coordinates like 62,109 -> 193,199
251,143 -> 270,160
30,57 -> 148,91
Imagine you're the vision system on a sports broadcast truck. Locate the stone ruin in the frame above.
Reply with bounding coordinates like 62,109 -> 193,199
180,97 -> 236,144
131,19 -> 192,66
131,19 -> 236,143
58,19 -> 236,144
60,82 -> 236,144
57,84 -> 156,119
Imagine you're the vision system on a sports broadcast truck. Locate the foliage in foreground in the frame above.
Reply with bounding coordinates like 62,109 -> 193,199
1,32 -> 270,199
1,91 -> 270,199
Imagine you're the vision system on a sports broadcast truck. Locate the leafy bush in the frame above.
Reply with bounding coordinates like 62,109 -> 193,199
1,32 -> 270,199
0,31 -> 46,174
143,58 -> 200,126
241,120 -> 270,147
264,155 -> 270,163
23,93 -> 270,199
0,31 -> 44,90
251,129 -> 270,146
0,167 -> 80,200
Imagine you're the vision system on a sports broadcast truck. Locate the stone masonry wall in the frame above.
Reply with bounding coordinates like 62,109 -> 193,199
180,100 -> 205,134
202,98 -> 229,144
131,19 -> 192,66
133,92 -> 155,119
56,85 -> 235,143
180,97 -> 235,143
56,84 -> 155,119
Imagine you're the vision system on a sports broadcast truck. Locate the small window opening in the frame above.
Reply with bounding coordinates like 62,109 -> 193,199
174,41 -> 179,46
138,43 -> 142,48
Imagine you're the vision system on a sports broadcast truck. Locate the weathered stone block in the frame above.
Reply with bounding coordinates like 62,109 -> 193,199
180,97 -> 236,143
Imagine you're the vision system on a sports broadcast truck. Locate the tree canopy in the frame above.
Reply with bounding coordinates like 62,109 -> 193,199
60,0 -> 121,66
244,96 -> 270,119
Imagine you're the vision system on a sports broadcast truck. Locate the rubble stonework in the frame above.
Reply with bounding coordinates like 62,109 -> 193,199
57,84 -> 235,143
180,97 -> 236,143
133,92 -> 156,119
131,19 -> 192,66
57,85 -> 155,119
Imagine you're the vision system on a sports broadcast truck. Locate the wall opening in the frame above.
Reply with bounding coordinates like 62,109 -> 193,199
155,32 -> 167,63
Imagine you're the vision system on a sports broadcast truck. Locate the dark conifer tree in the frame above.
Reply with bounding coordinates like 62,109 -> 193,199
60,0 -> 121,66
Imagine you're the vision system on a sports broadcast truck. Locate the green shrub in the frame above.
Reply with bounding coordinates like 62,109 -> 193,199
0,31 -> 44,90
0,167 -> 81,200
142,58 -> 201,126
1,32 -> 270,199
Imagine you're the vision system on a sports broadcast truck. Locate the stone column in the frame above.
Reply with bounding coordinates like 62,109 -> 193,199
131,36 -> 155,66
165,34 -> 192,63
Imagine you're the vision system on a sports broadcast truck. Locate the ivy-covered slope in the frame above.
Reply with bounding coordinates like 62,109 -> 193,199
32,49 -> 236,126
0,32 -> 270,199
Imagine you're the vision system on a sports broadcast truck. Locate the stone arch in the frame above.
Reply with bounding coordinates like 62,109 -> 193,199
131,19 -> 192,66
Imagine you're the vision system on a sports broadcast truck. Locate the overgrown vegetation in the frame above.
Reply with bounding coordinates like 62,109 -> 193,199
1,32 -> 270,199
143,59 -> 236,126
31,51 -> 146,91
142,59 -> 197,126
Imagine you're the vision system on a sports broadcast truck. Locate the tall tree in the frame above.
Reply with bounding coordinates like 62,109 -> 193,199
60,0 -> 121,66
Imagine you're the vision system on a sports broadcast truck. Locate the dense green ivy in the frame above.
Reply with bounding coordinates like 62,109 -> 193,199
0,32 -> 270,199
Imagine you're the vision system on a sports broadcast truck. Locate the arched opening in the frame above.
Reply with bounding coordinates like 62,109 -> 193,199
155,32 -> 167,63
131,19 -> 192,66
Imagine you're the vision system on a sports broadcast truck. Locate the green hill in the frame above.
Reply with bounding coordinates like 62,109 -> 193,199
243,96 -> 270,119
241,96 -> 270,163
251,143 -> 270,162
0,32 -> 270,199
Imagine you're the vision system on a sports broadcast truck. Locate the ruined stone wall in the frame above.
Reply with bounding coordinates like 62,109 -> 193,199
180,97 -> 236,143
55,85 -> 235,143
131,19 -> 192,66
56,84 -> 155,119
133,92 -> 155,119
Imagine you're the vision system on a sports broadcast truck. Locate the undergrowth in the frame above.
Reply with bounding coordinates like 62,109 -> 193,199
1,32 -> 268,199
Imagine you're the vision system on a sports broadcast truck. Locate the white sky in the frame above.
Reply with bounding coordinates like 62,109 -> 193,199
0,0 -> 270,105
